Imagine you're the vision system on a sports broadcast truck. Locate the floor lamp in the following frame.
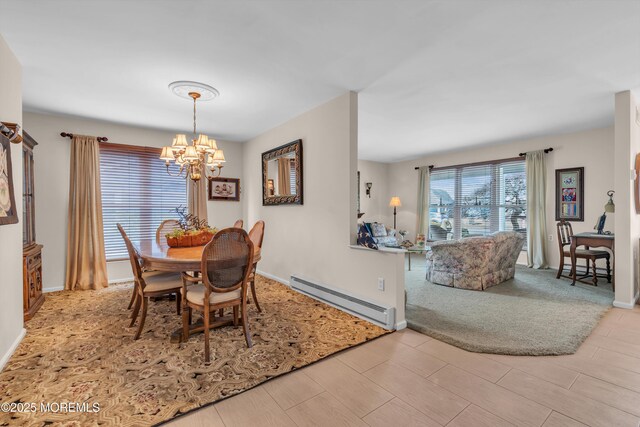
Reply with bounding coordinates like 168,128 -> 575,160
389,196 -> 401,229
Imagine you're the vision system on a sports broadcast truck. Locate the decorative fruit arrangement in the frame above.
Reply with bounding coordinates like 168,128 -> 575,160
165,206 -> 218,248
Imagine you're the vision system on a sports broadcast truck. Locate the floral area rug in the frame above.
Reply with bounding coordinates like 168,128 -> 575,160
0,276 -> 389,426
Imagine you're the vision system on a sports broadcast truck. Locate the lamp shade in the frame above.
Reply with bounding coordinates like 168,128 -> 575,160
389,196 -> 402,207
183,145 -> 199,161
206,138 -> 218,153
212,149 -> 225,163
160,146 -> 174,161
195,134 -> 209,149
173,134 -> 188,149
604,190 -> 615,213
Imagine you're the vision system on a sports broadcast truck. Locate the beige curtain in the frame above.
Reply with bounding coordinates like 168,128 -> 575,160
526,150 -> 548,269
277,158 -> 290,195
65,135 -> 108,290
188,163 -> 208,222
416,166 -> 430,237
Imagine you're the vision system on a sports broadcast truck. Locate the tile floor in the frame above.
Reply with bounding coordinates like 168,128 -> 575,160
167,305 -> 640,427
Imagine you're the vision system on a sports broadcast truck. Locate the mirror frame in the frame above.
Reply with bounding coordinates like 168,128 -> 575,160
262,139 -> 303,206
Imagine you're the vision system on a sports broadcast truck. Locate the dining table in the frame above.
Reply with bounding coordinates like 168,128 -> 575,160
132,239 -> 261,343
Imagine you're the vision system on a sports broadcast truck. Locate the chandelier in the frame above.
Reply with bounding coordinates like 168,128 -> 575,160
160,81 -> 225,182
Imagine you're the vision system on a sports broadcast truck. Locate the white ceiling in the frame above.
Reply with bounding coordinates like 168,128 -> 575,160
1,0 -> 639,162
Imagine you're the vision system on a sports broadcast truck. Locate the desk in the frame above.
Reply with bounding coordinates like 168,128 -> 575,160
570,232 -> 614,288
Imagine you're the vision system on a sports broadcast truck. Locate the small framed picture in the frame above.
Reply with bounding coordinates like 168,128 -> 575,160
208,177 -> 240,201
555,167 -> 584,221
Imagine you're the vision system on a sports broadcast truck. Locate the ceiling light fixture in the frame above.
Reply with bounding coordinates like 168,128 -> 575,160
160,81 -> 225,182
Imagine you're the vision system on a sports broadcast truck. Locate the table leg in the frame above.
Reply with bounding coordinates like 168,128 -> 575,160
570,238 -> 578,286
408,252 -> 412,271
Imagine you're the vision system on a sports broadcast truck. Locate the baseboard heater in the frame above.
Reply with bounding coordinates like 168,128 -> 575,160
290,275 -> 395,329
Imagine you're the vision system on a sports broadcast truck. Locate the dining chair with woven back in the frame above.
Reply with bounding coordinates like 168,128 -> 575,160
233,219 -> 243,229
156,219 -> 182,246
556,219 -> 611,286
247,220 -> 265,312
118,224 -> 183,340
181,228 -> 255,363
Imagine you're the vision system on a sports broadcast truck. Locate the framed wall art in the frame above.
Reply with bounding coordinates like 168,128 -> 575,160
555,167 -> 584,221
208,177 -> 240,201
0,134 -> 19,225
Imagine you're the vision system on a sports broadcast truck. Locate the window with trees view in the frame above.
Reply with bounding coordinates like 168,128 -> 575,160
427,159 -> 526,245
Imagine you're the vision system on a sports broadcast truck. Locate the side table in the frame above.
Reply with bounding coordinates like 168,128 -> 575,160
406,246 -> 428,271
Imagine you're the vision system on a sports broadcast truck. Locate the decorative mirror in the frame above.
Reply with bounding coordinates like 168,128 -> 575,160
262,139 -> 303,205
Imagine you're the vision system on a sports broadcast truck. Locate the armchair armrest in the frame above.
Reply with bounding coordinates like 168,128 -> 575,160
182,272 -> 202,283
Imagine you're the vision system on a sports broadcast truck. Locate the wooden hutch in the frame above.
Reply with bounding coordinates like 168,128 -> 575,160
22,131 -> 44,320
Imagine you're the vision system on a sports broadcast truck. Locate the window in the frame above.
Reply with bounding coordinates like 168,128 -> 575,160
99,143 -> 187,260
428,158 -> 526,244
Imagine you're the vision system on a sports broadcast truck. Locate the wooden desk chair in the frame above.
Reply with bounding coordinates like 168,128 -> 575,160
233,219 -> 244,229
247,220 -> 265,312
556,220 -> 611,285
181,228 -> 255,362
118,224 -> 183,340
156,219 -> 181,246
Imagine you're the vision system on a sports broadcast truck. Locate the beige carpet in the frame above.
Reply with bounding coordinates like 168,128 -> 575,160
0,277 -> 389,427
405,259 -> 613,355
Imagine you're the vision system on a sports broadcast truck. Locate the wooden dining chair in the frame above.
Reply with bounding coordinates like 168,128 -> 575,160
117,224 -> 183,340
556,220 -> 611,285
247,220 -> 265,312
156,219 -> 182,245
181,228 -> 255,363
233,219 -> 243,229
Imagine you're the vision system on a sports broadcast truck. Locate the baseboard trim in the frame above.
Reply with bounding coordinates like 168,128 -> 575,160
256,270 -> 290,286
109,277 -> 133,285
613,298 -> 639,309
44,277 -> 133,293
0,328 -> 26,373
395,320 -> 407,330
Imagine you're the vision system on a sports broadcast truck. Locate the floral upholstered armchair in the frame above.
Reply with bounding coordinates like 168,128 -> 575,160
425,231 -> 525,290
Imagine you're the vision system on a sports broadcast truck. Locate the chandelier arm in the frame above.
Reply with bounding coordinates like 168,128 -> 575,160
165,163 -> 188,179
203,165 -> 222,180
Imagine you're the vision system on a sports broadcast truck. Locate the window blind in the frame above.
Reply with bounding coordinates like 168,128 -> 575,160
428,158 -> 526,244
99,142 -> 187,261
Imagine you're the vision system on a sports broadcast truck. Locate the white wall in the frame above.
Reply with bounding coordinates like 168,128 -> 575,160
388,127 -> 615,271
243,92 -> 405,328
23,112 -> 243,289
357,160 -> 391,225
613,91 -> 640,308
0,34 -> 24,370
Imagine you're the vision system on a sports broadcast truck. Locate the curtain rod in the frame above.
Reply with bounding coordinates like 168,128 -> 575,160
519,147 -> 553,156
413,147 -> 554,170
60,132 -> 108,142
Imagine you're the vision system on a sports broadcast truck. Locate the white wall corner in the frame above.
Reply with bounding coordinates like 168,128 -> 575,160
0,328 -> 26,373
